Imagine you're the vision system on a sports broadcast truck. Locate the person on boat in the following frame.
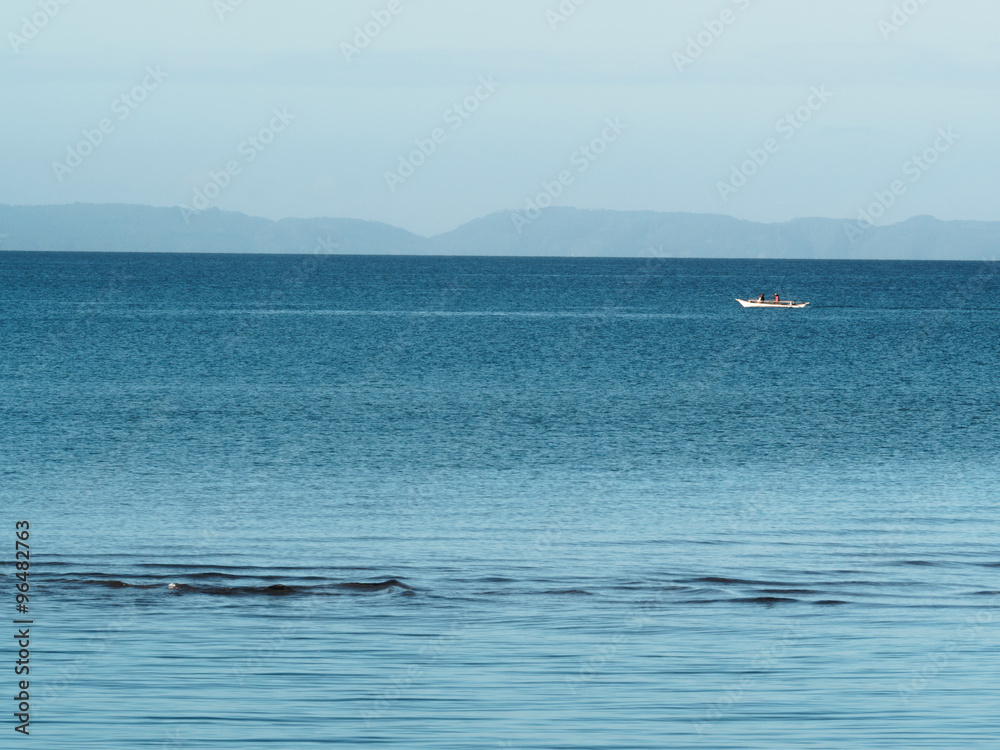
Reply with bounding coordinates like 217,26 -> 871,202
757,294 -> 765,303
773,293 -> 780,303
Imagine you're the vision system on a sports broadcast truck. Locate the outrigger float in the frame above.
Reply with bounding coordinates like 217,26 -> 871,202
736,298 -> 809,309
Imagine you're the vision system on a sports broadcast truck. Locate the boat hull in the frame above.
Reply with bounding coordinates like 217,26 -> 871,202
736,298 -> 809,308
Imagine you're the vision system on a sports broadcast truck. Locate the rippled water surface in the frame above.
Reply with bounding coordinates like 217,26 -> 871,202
2,252 -> 999,748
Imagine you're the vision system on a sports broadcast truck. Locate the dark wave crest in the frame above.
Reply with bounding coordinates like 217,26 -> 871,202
337,579 -> 413,591
70,576 -> 414,596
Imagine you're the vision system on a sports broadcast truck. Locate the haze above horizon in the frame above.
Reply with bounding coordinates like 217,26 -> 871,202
2,0 -> 997,249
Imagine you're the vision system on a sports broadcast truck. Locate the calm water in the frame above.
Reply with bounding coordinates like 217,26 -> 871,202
2,252 -> 999,748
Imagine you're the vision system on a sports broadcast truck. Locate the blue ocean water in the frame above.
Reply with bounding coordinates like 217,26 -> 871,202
2,251 -> 999,748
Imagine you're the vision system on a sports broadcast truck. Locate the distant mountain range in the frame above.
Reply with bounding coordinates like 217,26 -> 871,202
1,203 -> 997,260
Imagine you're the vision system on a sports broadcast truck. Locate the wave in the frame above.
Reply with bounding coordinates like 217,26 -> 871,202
50,569 -> 995,609
336,579 -> 413,591
81,579 -> 162,589
731,596 -> 799,605
687,576 -> 769,585
167,583 -> 298,595
71,577 -> 413,596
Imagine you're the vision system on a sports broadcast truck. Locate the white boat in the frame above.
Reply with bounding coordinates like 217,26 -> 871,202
736,298 -> 809,308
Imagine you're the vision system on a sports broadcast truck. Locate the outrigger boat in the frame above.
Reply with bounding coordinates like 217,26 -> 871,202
736,298 -> 809,308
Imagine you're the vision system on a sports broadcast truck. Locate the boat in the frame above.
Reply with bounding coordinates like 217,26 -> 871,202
736,298 -> 809,308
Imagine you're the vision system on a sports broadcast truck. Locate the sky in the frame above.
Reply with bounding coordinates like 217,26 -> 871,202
1,0 -> 998,237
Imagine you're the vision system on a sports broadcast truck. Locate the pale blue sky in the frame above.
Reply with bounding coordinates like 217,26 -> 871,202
2,0 -> 997,235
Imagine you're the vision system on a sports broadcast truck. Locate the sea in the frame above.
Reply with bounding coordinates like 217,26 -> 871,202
2,251 -> 999,748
